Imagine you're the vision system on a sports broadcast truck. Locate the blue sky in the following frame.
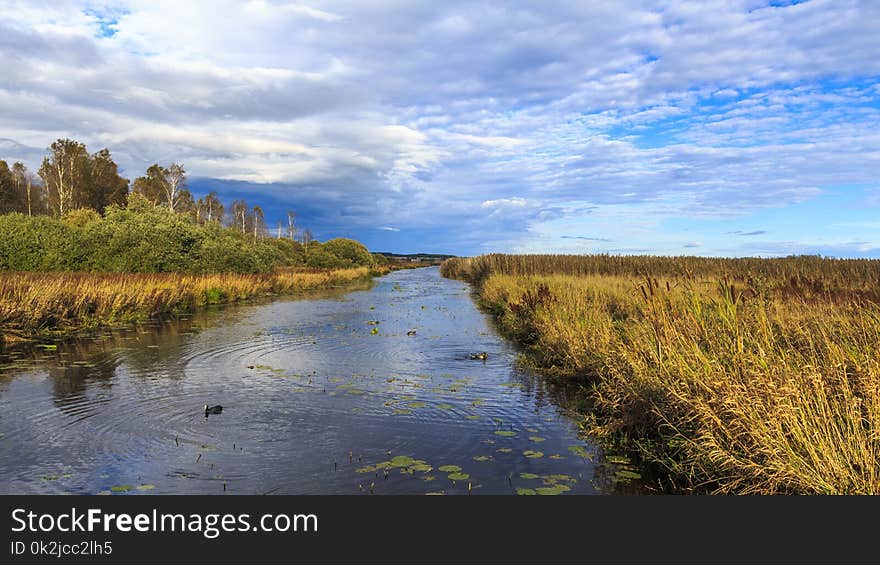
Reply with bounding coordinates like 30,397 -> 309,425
1,0 -> 879,256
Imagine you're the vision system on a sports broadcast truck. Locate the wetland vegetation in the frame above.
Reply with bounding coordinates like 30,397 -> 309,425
441,253 -> 880,494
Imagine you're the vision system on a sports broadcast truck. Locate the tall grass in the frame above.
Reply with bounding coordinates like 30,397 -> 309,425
0,266 -> 380,337
444,254 -> 880,494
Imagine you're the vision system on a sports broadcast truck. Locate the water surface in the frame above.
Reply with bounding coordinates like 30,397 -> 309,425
0,267 -> 641,494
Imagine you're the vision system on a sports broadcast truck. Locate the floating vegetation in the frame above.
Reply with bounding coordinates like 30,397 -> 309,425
135,484 -> 155,491
437,465 -> 461,473
36,344 -> 58,350
389,456 -> 417,468
426,491 -> 445,495
447,472 -> 469,481
526,427 -> 539,433
616,470 -> 642,481
436,403 -> 454,410
110,485 -> 133,493
535,486 -> 567,495
528,436 -> 546,443
393,409 -> 412,415
520,473 -> 540,480
472,455 -> 492,462
494,430 -> 516,437
568,445 -> 591,458
523,450 -> 544,459
346,389 -> 365,395
549,454 -> 565,460
496,448 -> 513,453
408,402 -> 426,409
465,415 -> 481,420
370,327 -> 379,335
40,474 -> 59,481
516,488 -> 537,496
471,399 -> 486,407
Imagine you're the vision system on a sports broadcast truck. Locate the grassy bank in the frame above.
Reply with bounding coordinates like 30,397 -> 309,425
1,266 -> 383,341
441,254 -> 880,494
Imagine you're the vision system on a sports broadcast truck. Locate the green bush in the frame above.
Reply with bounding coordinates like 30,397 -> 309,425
320,238 -> 375,267
0,200 -> 368,274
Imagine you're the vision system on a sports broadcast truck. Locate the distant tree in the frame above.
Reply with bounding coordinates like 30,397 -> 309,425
252,205 -> 265,240
131,162 -> 186,212
196,191 -> 224,224
176,189 -> 196,217
0,160 -> 23,214
38,138 -> 89,217
229,199 -> 251,233
79,148 -> 128,214
301,228 -> 314,251
164,163 -> 186,212
131,164 -> 166,206
12,162 -> 43,216
287,210 -> 297,240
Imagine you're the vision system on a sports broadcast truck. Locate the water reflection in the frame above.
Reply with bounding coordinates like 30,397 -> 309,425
0,268 -> 644,494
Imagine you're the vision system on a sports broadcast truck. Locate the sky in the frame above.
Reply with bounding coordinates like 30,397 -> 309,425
1,0 -> 879,257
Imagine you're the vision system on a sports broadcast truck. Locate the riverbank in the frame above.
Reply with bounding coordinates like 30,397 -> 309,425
0,266 -> 388,343
441,254 -> 880,494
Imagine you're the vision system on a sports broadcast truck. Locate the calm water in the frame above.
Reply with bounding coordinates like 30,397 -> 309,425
0,267 -> 642,495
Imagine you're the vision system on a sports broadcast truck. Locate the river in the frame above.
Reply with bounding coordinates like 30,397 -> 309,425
0,267 -> 643,495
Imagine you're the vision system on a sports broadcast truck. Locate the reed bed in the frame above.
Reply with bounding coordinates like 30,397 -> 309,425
443,255 -> 880,494
0,266 -> 379,336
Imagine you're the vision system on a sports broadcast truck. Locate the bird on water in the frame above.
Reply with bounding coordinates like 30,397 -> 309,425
204,404 -> 223,416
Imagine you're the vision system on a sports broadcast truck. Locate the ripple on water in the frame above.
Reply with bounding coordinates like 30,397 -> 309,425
0,267 -> 620,494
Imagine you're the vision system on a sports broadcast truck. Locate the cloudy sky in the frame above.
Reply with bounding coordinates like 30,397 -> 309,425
1,0 -> 879,256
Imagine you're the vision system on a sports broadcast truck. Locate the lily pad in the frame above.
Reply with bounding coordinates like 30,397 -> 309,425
519,473 -> 540,480
393,409 -> 413,415
494,430 -> 516,437
408,402 -> 426,408
135,484 -> 155,491
496,448 -> 513,453
425,491 -> 445,495
523,450 -> 544,459
436,403 -> 454,410
536,486 -> 566,495
110,485 -> 133,493
438,465 -> 461,473
528,436 -> 546,443
516,488 -> 537,496
447,472 -> 469,481
568,445 -> 591,458
465,415 -> 481,420
389,456 -> 418,468
472,455 -> 492,462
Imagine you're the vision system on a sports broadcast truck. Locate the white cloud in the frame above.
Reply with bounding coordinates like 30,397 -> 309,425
1,1 -> 879,254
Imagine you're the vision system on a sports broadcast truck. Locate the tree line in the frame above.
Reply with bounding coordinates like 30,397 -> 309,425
0,138 -> 313,245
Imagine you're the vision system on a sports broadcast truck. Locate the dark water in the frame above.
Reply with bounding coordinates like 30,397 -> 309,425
0,267 -> 643,495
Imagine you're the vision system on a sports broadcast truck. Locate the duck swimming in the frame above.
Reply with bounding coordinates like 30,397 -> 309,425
204,404 -> 223,416
469,352 -> 488,360
407,330 -> 417,336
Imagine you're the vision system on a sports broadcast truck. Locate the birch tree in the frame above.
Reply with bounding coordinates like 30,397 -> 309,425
38,138 -> 88,217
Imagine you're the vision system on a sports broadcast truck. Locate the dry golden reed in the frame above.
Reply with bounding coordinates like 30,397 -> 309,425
0,266 -> 378,336
443,254 -> 880,494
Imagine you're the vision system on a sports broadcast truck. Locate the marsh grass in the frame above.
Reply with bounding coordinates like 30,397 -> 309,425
443,254 -> 880,494
0,266 -> 381,337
